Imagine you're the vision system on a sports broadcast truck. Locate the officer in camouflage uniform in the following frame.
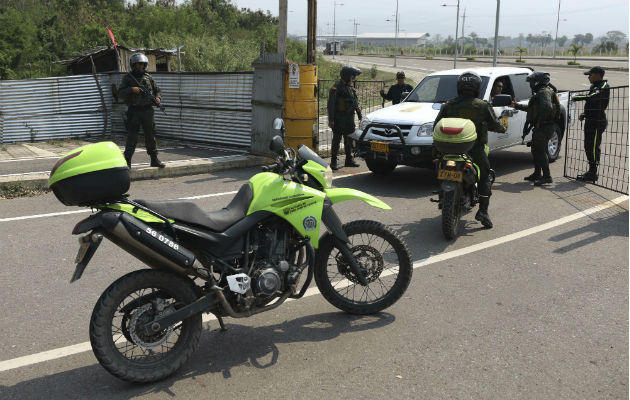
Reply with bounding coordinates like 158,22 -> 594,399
434,71 -> 506,229
327,66 -> 362,170
512,72 -> 559,186
118,53 -> 165,168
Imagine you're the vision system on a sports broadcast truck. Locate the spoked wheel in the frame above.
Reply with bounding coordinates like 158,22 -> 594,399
441,189 -> 461,240
314,220 -> 412,314
90,270 -> 202,383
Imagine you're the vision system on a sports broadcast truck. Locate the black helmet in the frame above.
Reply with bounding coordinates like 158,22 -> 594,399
129,52 -> 148,70
526,71 -> 550,91
457,71 -> 482,96
340,65 -> 361,82
396,71 -> 406,79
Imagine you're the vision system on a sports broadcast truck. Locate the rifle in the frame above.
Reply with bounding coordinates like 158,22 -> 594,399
522,121 -> 532,146
381,82 -> 385,108
126,72 -> 166,115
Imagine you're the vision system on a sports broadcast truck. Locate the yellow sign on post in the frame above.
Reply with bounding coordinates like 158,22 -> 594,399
284,64 -> 318,151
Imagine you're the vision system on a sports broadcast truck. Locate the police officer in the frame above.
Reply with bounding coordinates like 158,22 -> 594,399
327,66 -> 362,170
511,72 -> 559,186
118,53 -> 164,168
380,71 -> 413,105
434,71 -> 506,229
571,66 -> 610,182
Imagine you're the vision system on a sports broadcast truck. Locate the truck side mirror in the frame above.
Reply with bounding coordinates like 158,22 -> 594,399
492,94 -> 512,107
269,135 -> 286,155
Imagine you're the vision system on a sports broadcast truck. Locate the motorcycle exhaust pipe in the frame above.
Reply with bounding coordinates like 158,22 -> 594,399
100,211 -> 198,277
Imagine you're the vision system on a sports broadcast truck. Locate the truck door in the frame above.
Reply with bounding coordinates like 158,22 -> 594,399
503,73 -> 532,146
489,76 -> 523,149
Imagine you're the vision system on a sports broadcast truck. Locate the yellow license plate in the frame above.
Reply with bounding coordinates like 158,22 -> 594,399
370,141 -> 389,153
437,169 -> 463,182
501,116 -> 508,129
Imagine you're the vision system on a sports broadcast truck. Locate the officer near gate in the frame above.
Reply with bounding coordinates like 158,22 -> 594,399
511,72 -> 559,186
327,66 -> 362,170
571,66 -> 610,182
380,71 -> 414,105
118,52 -> 165,168
434,71 -> 506,229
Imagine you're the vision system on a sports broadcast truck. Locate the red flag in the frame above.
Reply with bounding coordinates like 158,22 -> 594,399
106,27 -> 118,47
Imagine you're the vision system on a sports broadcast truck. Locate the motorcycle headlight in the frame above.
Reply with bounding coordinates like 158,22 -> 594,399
359,117 -> 371,132
417,122 -> 434,137
322,165 -> 334,188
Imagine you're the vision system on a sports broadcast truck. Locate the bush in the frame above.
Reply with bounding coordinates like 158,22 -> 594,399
426,55 -> 434,60
567,61 -> 581,65
515,59 -> 526,63
369,64 -> 378,79
466,56 -> 476,61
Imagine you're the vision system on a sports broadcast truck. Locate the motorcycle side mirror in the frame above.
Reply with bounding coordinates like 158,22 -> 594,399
269,135 -> 286,155
492,94 -> 512,107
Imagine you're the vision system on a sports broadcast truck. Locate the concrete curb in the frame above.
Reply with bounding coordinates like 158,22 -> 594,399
0,154 -> 271,190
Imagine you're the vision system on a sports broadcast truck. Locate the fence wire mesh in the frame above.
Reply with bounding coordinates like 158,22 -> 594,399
316,79 -> 387,156
564,85 -> 628,194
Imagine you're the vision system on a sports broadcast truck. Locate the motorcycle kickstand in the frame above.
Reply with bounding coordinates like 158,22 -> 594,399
213,312 -> 228,332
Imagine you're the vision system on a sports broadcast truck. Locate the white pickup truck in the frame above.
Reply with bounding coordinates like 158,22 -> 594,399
349,67 -> 571,174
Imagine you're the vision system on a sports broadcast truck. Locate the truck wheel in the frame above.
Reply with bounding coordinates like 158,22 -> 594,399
366,158 -> 397,175
547,126 -> 563,163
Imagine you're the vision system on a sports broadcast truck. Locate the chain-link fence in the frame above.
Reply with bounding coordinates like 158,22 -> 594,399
316,79 -> 388,157
564,85 -> 628,194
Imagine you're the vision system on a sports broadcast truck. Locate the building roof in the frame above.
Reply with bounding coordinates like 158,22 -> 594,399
317,32 -> 429,40
57,45 -> 177,65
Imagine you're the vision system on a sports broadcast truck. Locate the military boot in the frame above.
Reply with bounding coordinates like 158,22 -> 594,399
524,168 -> 541,181
475,196 -> 493,229
330,157 -> 339,171
344,157 -> 360,167
124,154 -> 132,168
535,166 -> 553,186
577,165 -> 598,182
150,154 -> 165,168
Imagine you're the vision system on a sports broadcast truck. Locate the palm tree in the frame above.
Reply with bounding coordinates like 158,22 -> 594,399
569,43 -> 583,63
516,46 -> 527,61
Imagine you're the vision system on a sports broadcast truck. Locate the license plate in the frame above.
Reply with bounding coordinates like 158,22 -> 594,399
370,141 -> 389,153
501,116 -> 508,129
75,240 -> 91,264
437,169 -> 463,182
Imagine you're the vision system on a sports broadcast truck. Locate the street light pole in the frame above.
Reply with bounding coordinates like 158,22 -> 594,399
394,0 -> 399,67
442,1 -> 460,68
492,0 -> 500,67
553,0 -> 561,58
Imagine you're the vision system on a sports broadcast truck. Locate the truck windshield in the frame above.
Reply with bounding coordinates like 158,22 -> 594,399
404,75 -> 490,103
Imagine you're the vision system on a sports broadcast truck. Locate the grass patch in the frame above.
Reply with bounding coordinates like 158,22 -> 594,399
466,56 -> 476,61
0,145 -> 6,151
515,59 -> 526,63
0,183 -> 50,199
567,61 -> 581,65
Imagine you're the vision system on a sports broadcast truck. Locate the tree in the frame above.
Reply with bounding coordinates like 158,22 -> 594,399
572,33 -> 593,46
604,30 -> 627,46
556,35 -> 568,48
568,43 -> 583,63
516,46 -> 527,61
593,41 -> 618,53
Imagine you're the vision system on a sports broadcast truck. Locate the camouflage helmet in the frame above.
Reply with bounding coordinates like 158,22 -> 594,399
340,65 -> 361,82
396,71 -> 406,79
457,71 -> 482,96
526,71 -> 550,91
129,53 -> 149,70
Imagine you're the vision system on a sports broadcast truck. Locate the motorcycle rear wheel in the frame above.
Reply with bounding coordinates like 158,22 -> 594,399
442,189 -> 461,240
315,220 -> 412,315
90,269 -> 202,383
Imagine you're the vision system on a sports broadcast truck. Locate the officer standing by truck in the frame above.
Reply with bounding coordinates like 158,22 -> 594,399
434,71 -> 506,229
571,66 -> 610,182
327,66 -> 362,170
118,52 -> 165,169
511,72 -> 559,186
380,71 -> 414,105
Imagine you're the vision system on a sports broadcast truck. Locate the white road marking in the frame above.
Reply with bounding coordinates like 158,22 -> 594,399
0,171 -> 372,222
0,194 -> 626,373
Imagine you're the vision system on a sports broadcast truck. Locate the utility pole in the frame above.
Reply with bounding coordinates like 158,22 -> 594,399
307,0 -> 317,63
461,8 -> 466,40
492,0 -> 500,67
278,0 -> 287,57
553,0 -> 561,58
333,2 -> 344,59
394,0 -> 399,67
350,19 -> 359,53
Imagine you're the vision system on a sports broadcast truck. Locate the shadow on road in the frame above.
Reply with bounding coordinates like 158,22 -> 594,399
0,312 -> 395,400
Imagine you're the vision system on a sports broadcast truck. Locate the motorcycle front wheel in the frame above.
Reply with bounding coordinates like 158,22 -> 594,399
441,188 -> 461,240
90,270 -> 202,383
315,220 -> 412,315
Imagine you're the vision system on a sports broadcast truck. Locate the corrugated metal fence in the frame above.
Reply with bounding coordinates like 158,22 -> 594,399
0,72 -> 254,148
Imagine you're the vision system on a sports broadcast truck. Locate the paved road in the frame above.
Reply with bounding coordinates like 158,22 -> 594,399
0,144 -> 627,399
326,55 -> 629,91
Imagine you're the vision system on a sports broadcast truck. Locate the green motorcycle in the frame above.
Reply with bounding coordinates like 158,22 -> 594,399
49,118 -> 412,383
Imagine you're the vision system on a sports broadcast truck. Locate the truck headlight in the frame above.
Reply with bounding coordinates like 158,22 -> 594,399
417,122 -> 434,137
359,117 -> 371,132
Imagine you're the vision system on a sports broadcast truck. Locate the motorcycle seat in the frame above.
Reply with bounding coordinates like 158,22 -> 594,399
135,183 -> 253,232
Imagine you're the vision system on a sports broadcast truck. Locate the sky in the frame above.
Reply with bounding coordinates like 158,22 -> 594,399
230,0 -> 629,40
